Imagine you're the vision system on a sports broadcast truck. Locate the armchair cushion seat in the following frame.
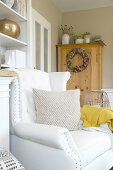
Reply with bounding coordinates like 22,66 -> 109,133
71,130 -> 112,167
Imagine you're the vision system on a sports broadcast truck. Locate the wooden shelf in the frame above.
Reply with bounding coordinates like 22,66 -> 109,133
0,70 -> 17,77
56,42 -> 103,47
0,33 -> 27,47
0,1 -> 27,22
1,64 -> 9,67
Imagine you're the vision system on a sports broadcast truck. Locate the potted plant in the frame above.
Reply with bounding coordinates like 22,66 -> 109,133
60,25 -> 74,44
75,34 -> 84,44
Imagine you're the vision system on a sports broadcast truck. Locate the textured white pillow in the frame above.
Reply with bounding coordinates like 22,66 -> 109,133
33,89 -> 80,131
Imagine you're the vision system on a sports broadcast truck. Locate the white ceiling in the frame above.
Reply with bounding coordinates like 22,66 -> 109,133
52,0 -> 113,12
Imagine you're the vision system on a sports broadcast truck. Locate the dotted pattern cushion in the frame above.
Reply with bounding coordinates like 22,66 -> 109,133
33,89 -> 80,131
0,148 -> 25,170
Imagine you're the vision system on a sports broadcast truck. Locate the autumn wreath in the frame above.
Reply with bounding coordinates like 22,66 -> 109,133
67,48 -> 89,73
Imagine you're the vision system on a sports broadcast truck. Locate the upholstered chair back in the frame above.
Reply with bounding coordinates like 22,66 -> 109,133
10,69 -> 70,128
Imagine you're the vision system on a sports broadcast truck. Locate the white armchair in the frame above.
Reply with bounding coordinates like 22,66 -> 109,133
10,68 -> 113,170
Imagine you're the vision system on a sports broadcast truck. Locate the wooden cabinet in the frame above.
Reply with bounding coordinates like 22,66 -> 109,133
57,43 -> 102,106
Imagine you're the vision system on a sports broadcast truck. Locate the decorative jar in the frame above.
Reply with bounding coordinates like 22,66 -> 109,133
0,19 -> 20,39
2,0 -> 14,8
62,33 -> 70,44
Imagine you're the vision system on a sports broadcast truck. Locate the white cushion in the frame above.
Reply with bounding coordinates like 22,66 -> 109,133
71,130 -> 112,167
33,89 -> 81,131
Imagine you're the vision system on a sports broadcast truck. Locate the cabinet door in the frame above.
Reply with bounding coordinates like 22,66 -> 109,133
32,8 -> 51,72
58,44 -> 102,106
90,46 -> 102,90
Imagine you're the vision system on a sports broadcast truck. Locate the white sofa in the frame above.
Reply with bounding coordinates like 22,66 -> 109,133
9,68 -> 113,170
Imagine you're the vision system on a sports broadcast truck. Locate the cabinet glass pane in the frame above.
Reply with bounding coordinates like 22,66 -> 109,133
35,22 -> 41,70
44,28 -> 48,72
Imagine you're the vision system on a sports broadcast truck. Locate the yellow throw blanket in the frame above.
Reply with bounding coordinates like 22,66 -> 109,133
81,105 -> 113,131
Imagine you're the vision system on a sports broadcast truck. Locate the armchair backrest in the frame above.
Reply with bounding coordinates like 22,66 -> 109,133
10,69 -> 70,127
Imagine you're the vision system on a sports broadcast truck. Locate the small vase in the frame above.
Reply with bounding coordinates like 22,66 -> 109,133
62,33 -> 70,44
2,0 -> 14,8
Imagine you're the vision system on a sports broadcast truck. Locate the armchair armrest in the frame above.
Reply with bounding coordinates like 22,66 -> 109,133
14,123 -> 81,169
14,123 -> 78,151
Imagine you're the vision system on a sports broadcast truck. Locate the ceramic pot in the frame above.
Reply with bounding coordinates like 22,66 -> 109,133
0,19 -> 20,39
2,0 -> 14,8
62,33 -> 70,44
76,38 -> 84,44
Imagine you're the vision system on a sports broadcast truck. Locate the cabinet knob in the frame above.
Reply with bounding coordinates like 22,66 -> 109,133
75,86 -> 78,89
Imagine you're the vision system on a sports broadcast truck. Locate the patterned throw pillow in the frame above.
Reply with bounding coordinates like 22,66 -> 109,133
0,148 -> 25,170
33,89 -> 80,131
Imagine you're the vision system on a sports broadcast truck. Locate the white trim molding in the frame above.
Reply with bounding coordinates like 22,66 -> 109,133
0,77 -> 13,150
32,8 -> 51,72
